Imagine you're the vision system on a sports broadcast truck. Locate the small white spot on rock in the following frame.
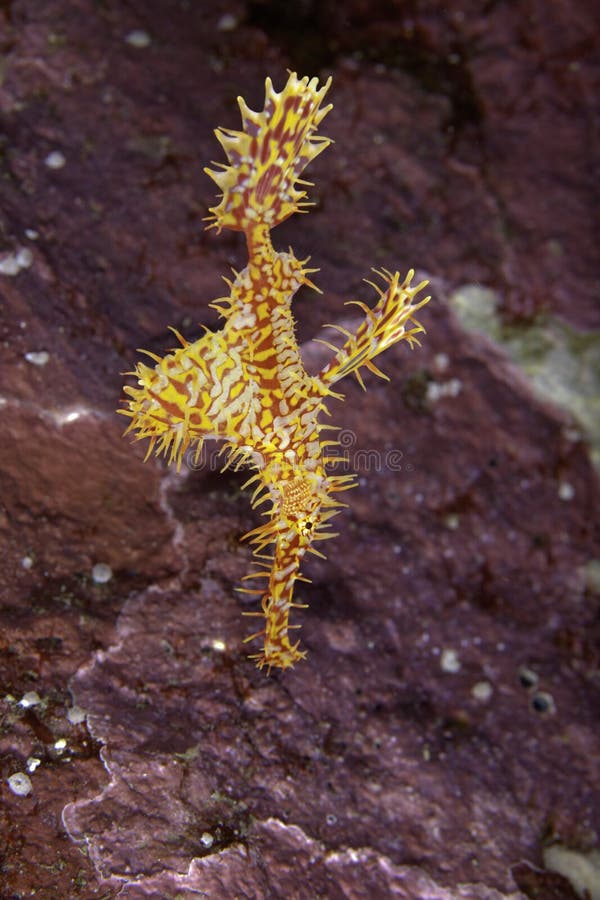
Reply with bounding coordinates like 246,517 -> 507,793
440,648 -> 461,673
426,377 -> 462,402
211,638 -> 226,652
26,757 -> 41,773
60,409 -> 83,424
433,352 -> 450,372
44,150 -> 66,169
19,691 -> 41,708
92,562 -> 113,584
125,29 -> 151,47
217,13 -> 239,31
8,773 -> 32,796
15,247 -> 33,268
558,481 -> 575,501
48,405 -> 91,427
0,246 -> 33,276
67,705 -> 86,725
472,681 -> 493,702
24,228 -> 39,240
200,831 -> 214,848
21,555 -> 34,570
54,738 -> 67,753
25,350 -> 50,367
0,255 -> 20,276
583,559 -> 600,594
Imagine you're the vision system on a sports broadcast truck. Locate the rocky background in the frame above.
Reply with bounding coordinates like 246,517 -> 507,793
0,2 -> 598,898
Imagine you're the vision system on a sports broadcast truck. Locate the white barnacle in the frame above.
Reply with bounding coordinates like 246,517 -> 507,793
8,772 -> 32,797
24,350 -> 49,366
19,691 -> 41,708
125,29 -> 151,48
44,150 -> 66,170
440,648 -> 461,673
92,562 -> 113,584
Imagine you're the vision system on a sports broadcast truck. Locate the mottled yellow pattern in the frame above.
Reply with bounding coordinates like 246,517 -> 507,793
121,73 -> 430,671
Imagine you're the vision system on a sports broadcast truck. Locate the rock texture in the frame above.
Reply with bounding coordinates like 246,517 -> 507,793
0,1 -> 598,898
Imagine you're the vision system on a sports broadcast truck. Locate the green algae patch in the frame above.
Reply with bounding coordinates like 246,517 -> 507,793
449,284 -> 600,468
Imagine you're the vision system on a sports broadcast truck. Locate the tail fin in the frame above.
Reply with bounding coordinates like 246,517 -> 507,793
204,72 -> 332,234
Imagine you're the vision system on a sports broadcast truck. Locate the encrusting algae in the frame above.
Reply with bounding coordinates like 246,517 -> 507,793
120,72 -> 430,671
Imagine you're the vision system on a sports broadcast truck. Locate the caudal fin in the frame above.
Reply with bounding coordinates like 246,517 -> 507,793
204,72 -> 332,234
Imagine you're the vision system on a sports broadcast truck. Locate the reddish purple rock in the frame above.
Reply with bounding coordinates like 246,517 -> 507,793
0,2 -> 598,897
